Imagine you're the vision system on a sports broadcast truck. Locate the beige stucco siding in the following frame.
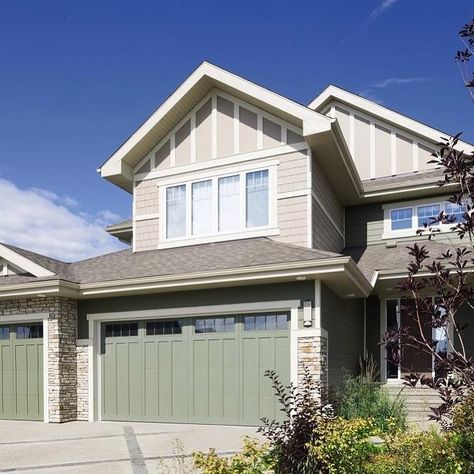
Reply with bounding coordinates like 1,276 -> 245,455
239,107 -> 258,153
374,124 -> 391,177
354,115 -> 371,180
327,101 -> 439,180
396,134 -> 413,174
175,119 -> 191,166
335,107 -> 350,139
418,144 -> 436,171
155,140 -> 171,170
134,90 -> 304,179
217,96 -> 234,158
263,118 -> 281,148
195,99 -> 212,162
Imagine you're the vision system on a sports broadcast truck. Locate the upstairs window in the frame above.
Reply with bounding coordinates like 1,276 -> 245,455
390,208 -> 413,231
162,167 -> 274,243
166,185 -> 186,238
445,202 -> 467,223
417,204 -> 440,228
218,175 -> 240,232
246,170 -> 269,228
385,198 -> 469,238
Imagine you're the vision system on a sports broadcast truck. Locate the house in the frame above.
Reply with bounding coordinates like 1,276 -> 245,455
0,62 -> 473,424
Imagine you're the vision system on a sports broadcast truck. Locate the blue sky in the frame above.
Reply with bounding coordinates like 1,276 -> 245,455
0,0 -> 473,260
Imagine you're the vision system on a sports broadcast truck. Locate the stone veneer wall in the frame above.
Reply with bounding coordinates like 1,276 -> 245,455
76,344 -> 89,421
0,296 -> 78,422
297,332 -> 328,398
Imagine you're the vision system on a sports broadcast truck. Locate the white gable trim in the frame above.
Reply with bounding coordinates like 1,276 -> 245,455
0,244 -> 55,278
101,62 -> 331,178
309,85 -> 474,153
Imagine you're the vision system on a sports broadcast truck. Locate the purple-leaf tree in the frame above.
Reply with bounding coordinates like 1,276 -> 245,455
383,20 -> 474,425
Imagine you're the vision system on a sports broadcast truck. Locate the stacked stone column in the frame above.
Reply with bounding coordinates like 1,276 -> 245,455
297,330 -> 328,399
47,298 -> 78,422
0,296 -> 78,422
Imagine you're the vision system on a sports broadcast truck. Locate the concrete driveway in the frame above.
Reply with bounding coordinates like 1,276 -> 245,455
0,421 -> 259,473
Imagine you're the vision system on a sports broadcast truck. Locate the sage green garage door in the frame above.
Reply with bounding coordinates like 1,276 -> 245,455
0,324 -> 44,421
101,313 -> 289,425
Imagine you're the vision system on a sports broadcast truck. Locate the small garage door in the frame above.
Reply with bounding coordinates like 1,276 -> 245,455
0,324 -> 44,420
101,313 -> 289,425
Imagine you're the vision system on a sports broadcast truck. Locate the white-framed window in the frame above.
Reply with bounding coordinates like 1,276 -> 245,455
159,165 -> 277,247
390,208 -> 413,231
417,204 -> 440,228
383,197 -> 468,239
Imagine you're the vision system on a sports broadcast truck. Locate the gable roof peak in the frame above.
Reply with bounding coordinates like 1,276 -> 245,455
0,242 -> 57,278
309,84 -> 474,153
99,61 -> 332,193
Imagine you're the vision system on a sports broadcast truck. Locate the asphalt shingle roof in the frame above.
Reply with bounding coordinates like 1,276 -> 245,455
344,239 -> 457,281
0,238 -> 343,286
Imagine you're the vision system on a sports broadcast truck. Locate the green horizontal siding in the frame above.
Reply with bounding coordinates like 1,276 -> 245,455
321,284 -> 364,386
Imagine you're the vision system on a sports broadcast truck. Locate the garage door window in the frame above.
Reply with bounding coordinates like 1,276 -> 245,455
244,314 -> 287,331
195,317 -> 235,333
146,320 -> 183,335
105,322 -> 138,337
16,324 -> 43,339
0,327 -> 9,340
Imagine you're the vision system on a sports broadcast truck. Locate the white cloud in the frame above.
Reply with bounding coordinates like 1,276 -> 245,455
372,77 -> 433,88
0,178 -> 127,262
368,0 -> 398,23
359,76 -> 433,103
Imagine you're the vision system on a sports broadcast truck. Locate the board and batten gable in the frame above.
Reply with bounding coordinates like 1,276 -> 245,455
131,89 -> 314,252
323,103 -> 437,181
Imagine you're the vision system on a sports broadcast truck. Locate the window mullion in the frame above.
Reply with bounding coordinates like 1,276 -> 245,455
186,182 -> 192,237
212,177 -> 218,234
240,171 -> 246,230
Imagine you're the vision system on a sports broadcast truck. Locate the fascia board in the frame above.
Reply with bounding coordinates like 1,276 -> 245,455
309,85 -> 474,152
100,62 -> 331,179
0,244 -> 55,278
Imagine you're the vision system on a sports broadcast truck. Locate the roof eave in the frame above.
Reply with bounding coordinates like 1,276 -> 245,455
0,256 -> 371,300
99,62 -> 332,192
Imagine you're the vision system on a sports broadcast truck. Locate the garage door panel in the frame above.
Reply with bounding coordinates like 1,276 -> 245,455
0,325 -> 43,421
102,314 -> 289,425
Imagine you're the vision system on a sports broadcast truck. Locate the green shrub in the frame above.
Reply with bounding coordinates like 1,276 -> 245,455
366,430 -> 463,474
451,390 -> 474,471
193,437 -> 276,474
334,366 -> 406,433
257,368 -> 328,473
310,417 -> 379,474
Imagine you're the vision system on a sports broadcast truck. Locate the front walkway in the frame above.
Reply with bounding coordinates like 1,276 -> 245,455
0,420 -> 258,473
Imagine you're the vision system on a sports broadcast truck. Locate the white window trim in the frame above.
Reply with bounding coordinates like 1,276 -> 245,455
158,164 -> 278,249
382,196 -> 463,239
381,297 -> 454,382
